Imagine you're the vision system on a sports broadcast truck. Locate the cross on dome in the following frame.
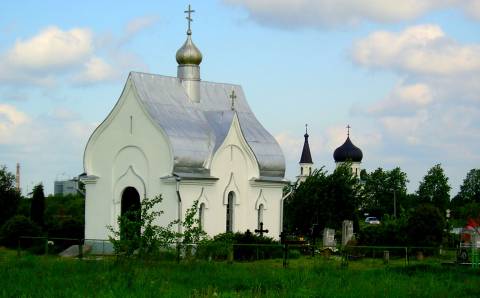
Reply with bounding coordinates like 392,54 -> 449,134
347,124 -> 351,137
184,4 -> 195,35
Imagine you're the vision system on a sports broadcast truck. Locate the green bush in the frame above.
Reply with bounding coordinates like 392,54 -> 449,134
0,215 -> 43,248
196,231 -> 282,261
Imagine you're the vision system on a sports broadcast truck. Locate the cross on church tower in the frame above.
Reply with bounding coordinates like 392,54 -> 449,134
230,90 -> 237,111
305,123 -> 308,135
255,222 -> 269,237
347,124 -> 351,137
184,4 -> 195,35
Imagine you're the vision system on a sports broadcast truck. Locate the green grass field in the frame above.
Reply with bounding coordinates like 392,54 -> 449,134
1,248 -> 479,297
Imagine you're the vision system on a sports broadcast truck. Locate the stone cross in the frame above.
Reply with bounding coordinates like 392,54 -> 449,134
184,4 -> 195,35
255,222 -> 269,237
230,90 -> 237,111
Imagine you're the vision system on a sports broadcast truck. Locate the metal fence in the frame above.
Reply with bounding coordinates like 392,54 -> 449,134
15,236 -> 478,269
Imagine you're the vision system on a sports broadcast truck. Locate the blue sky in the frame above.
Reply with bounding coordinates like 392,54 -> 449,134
1,1 -> 479,195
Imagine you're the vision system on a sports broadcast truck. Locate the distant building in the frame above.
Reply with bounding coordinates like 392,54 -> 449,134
297,125 -> 313,183
333,125 -> 363,177
54,178 -> 80,196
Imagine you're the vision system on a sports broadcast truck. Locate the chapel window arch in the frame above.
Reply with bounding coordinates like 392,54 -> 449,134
199,202 -> 206,230
226,191 -> 235,232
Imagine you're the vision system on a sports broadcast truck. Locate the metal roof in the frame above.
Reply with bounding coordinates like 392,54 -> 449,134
130,72 -> 285,178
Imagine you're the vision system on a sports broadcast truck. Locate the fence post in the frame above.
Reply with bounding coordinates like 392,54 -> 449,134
228,243 -> 234,264
78,239 -> 83,260
405,247 -> 409,266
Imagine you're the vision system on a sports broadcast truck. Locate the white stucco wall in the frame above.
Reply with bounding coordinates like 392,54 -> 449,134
83,81 -> 284,241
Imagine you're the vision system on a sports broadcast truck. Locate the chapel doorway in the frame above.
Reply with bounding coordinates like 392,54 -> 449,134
121,186 -> 141,240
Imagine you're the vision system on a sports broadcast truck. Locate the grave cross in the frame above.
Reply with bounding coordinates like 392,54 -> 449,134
184,4 -> 195,35
230,90 -> 237,111
255,222 -> 269,237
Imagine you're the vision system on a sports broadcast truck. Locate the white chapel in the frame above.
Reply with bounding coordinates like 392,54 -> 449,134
81,8 -> 287,245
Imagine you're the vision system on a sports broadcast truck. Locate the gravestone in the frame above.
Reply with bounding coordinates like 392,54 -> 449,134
342,220 -> 354,246
323,228 -> 336,247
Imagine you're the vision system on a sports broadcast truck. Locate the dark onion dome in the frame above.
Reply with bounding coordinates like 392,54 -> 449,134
176,34 -> 203,65
300,132 -> 313,164
333,136 -> 363,162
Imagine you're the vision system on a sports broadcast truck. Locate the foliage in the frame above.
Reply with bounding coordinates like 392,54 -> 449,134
285,164 -> 361,235
0,215 -> 42,247
451,169 -> 480,214
407,204 -> 445,247
30,184 -> 45,227
197,231 -> 280,260
3,251 -> 480,297
458,169 -> 480,203
450,202 -> 480,227
107,195 -> 178,257
0,165 -> 21,226
357,214 -> 409,246
360,167 -> 408,218
43,194 -> 85,239
416,164 -> 451,213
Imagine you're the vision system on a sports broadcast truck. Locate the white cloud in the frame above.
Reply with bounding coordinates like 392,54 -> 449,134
0,18 -> 152,88
351,25 -> 480,191
0,104 -> 30,143
6,26 -> 93,71
367,83 -> 433,116
74,56 -> 116,84
126,15 -> 158,35
0,105 -> 97,194
224,0 -> 477,28
352,24 -> 480,76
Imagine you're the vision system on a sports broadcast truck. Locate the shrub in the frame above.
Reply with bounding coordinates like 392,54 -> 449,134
196,231 -> 282,261
0,215 -> 42,248
407,204 -> 445,247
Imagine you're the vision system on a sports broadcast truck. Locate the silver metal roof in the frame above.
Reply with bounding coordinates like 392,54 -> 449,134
130,72 -> 285,178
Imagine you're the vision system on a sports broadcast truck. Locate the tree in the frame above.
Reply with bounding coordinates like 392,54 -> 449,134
0,165 -> 21,226
407,204 -> 445,247
284,164 -> 361,235
416,164 -> 451,213
30,184 -> 45,227
0,215 -> 42,247
454,169 -> 480,206
360,167 -> 408,218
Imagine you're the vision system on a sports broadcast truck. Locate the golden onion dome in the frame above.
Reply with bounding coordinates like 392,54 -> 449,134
176,34 -> 202,65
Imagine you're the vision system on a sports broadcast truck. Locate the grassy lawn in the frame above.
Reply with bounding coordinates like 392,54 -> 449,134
1,248 -> 480,297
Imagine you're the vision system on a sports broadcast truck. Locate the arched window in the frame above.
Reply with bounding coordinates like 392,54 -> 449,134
309,167 -> 312,175
226,192 -> 234,232
199,203 -> 205,230
257,204 -> 264,229
301,167 -> 303,175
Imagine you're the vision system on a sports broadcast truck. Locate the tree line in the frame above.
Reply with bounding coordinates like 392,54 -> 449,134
284,163 -> 480,247
0,165 -> 84,248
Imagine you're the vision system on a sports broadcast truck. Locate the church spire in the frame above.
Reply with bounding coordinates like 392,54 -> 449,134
298,124 -> 313,183
300,124 -> 313,164
176,4 -> 202,102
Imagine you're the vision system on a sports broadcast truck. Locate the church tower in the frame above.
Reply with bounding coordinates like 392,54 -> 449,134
333,125 -> 363,177
176,5 -> 203,102
298,124 -> 313,183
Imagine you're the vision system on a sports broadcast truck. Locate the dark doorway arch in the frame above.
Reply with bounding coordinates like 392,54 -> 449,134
121,187 -> 141,240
